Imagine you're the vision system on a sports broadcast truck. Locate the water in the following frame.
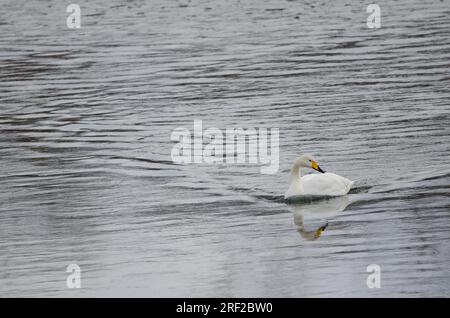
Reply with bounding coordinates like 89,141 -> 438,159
1,0 -> 450,297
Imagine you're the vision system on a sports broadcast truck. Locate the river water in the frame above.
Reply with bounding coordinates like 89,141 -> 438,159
1,0 -> 450,297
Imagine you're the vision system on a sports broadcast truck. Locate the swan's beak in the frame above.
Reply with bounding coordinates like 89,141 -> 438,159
311,161 -> 326,173
314,224 -> 328,239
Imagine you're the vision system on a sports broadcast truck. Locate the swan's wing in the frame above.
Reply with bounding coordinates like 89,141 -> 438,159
301,173 -> 353,196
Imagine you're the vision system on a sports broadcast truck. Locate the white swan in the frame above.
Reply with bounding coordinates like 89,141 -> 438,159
284,154 -> 354,199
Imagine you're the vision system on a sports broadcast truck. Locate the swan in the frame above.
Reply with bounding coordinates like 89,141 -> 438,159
284,154 -> 354,200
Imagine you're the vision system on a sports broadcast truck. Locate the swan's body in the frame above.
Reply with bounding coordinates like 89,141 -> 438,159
285,154 -> 354,199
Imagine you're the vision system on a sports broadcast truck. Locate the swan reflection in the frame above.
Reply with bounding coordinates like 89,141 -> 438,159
286,196 -> 351,240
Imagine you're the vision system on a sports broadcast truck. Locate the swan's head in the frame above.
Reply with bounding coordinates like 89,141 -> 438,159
294,154 -> 325,173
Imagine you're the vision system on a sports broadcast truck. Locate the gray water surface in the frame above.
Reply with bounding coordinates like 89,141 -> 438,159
1,0 -> 450,297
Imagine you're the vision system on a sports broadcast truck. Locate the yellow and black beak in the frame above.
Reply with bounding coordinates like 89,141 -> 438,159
311,161 -> 326,173
314,224 -> 328,239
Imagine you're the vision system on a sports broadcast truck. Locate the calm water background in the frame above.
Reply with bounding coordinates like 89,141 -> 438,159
1,0 -> 450,297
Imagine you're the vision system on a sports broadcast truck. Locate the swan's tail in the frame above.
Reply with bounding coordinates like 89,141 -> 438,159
347,180 -> 355,193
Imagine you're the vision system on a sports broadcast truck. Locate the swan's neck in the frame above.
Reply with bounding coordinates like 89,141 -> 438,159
290,163 -> 303,180
286,163 -> 304,197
